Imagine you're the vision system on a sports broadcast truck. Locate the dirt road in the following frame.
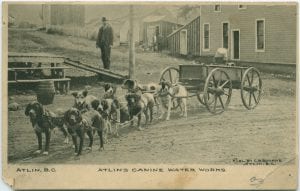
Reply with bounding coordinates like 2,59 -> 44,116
7,30 -> 296,164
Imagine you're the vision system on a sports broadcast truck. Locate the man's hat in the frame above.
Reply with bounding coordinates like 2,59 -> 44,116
102,17 -> 108,21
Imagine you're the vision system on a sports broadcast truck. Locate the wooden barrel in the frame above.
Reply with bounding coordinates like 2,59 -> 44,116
36,81 -> 55,105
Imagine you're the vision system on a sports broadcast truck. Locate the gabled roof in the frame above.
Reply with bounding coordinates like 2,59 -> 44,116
143,15 -> 166,22
142,7 -> 179,24
167,16 -> 200,37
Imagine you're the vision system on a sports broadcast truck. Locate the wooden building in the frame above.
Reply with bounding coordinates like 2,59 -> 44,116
167,4 -> 297,65
42,5 -> 85,28
142,15 -> 182,50
168,16 -> 200,56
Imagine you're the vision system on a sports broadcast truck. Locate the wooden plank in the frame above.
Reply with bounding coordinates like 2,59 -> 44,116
189,22 -> 192,54
192,21 -> 195,54
63,58 -> 126,80
8,56 -> 65,64
174,35 -> 176,54
8,54 -> 126,82
193,20 -> 197,55
197,19 -> 199,54
8,78 -> 71,83
18,78 -> 70,82
8,52 -> 64,58
8,67 -> 70,71
177,33 -> 179,53
191,21 -> 194,54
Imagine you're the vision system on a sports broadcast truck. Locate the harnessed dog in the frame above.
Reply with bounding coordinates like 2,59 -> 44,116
25,102 -> 69,155
72,90 -> 97,112
64,108 -> 106,156
157,81 -> 188,121
122,79 -> 160,112
91,98 -> 121,137
102,83 -> 130,123
125,92 -> 155,130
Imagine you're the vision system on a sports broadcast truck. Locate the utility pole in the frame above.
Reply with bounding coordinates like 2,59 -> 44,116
128,5 -> 135,79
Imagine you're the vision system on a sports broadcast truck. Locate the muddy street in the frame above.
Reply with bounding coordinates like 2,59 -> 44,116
7,30 -> 296,165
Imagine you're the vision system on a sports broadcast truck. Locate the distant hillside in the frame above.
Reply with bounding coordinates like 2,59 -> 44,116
85,5 -> 182,27
8,4 -> 200,28
8,4 -> 43,26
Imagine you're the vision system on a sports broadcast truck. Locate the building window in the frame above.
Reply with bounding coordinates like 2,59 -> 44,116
203,23 -> 210,50
222,22 -> 229,49
238,5 -> 247,9
214,5 -> 221,12
256,19 -> 265,51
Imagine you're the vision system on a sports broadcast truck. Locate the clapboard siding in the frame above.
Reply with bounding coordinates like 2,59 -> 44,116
200,4 -> 297,64
168,16 -> 201,56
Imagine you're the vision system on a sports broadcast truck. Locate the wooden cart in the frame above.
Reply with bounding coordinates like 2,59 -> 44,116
160,64 -> 262,114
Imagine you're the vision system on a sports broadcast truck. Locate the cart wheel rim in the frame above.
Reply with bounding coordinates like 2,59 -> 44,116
159,67 -> 179,85
241,67 -> 262,110
203,68 -> 232,114
197,91 -> 205,105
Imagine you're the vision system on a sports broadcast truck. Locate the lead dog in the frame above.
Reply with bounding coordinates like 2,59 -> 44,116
157,81 -> 188,121
64,108 -> 106,155
25,102 -> 69,155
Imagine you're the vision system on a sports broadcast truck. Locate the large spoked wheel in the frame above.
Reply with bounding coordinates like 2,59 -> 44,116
203,68 -> 232,114
241,67 -> 262,110
159,67 -> 180,110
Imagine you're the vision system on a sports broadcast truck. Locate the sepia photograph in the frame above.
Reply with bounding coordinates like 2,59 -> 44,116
2,1 -> 298,189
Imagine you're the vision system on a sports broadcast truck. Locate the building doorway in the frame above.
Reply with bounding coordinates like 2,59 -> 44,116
231,29 -> 240,60
180,29 -> 187,55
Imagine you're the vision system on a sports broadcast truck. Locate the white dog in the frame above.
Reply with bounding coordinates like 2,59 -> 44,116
157,81 -> 188,121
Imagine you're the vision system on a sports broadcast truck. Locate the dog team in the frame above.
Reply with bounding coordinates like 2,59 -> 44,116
25,79 -> 188,156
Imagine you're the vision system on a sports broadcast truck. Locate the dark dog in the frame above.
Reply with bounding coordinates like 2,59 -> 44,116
25,102 -> 68,155
103,83 -> 117,99
125,92 -> 155,130
64,108 -> 106,155
91,99 -> 120,137
72,90 -> 97,112
122,79 -> 160,114
121,79 -> 140,93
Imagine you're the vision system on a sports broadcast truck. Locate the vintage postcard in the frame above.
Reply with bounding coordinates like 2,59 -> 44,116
2,1 -> 298,190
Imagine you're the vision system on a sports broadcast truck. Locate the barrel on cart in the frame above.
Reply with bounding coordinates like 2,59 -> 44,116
160,64 -> 262,114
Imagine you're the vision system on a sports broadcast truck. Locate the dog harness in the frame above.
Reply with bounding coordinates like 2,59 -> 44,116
33,109 -> 58,133
157,86 -> 180,109
66,118 -> 92,135
81,118 -> 91,131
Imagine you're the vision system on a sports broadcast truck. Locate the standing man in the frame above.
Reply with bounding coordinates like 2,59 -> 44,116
96,17 -> 114,70
157,34 -> 163,52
